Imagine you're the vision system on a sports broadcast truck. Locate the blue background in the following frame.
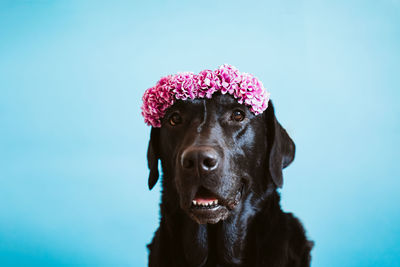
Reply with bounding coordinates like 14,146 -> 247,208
1,0 -> 399,266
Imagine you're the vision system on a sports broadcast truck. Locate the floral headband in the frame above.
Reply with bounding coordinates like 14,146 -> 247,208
141,64 -> 271,127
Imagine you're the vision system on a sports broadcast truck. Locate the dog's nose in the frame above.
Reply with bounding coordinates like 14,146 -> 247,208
181,146 -> 219,173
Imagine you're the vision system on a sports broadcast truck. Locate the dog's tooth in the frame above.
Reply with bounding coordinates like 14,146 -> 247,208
193,200 -> 197,205
213,200 -> 218,205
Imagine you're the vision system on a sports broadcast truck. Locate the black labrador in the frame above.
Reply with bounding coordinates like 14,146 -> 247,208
146,93 -> 313,266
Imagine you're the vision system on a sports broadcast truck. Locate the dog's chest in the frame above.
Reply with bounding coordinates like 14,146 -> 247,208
183,223 -> 247,267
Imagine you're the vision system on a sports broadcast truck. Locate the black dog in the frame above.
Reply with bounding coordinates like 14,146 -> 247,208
146,93 -> 313,266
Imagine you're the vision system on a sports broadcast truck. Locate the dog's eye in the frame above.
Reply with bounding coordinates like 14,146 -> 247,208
169,113 -> 182,126
231,110 -> 245,122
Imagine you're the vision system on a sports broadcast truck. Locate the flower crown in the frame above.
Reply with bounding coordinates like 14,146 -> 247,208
141,64 -> 271,127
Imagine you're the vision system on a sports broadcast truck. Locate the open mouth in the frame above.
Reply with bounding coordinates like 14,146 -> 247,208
191,187 -> 220,209
192,198 -> 219,209
187,186 -> 242,224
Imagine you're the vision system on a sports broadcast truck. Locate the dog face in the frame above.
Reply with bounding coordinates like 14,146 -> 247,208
147,94 -> 295,224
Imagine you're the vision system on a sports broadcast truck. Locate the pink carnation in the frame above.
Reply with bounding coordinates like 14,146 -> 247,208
215,64 -> 240,95
197,69 -> 220,98
141,64 -> 270,127
171,72 -> 197,100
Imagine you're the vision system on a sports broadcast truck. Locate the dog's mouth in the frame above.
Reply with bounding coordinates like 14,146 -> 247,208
191,187 -> 220,209
188,186 -> 243,224
192,198 -> 220,209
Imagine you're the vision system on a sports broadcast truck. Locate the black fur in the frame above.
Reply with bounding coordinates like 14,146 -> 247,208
146,94 -> 313,266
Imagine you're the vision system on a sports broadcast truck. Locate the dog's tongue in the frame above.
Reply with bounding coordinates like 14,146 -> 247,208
193,197 -> 217,205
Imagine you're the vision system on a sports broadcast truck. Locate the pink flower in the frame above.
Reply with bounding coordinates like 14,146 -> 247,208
215,64 -> 240,95
197,69 -> 220,98
141,75 -> 176,127
172,72 -> 197,100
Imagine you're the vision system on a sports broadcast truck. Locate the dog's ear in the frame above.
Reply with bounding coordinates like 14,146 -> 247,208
147,127 -> 160,190
265,102 -> 295,188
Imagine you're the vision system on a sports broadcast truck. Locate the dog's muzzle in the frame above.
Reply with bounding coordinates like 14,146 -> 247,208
177,145 -> 243,224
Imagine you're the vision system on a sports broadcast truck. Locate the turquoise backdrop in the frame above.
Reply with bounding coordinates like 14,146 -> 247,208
1,0 -> 399,266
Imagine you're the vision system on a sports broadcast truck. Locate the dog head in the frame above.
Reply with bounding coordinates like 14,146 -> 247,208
146,94 -> 294,224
